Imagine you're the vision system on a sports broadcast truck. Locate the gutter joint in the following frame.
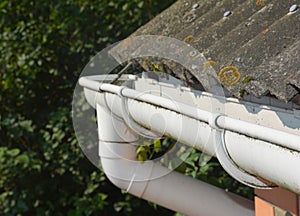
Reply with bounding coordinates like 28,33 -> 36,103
209,113 -> 224,130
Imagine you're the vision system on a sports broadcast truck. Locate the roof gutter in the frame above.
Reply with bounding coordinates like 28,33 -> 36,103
79,74 -> 300,213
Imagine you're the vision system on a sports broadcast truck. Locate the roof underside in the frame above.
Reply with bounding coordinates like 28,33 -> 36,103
127,0 -> 300,103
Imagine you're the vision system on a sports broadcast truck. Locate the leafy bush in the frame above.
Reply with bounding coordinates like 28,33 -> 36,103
0,0 -> 175,215
0,0 -> 252,215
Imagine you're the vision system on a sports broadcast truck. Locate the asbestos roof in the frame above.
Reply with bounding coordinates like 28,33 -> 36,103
128,0 -> 300,104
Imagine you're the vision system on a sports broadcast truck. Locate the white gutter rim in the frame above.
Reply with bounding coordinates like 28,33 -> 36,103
79,76 -> 300,152
216,116 -> 300,152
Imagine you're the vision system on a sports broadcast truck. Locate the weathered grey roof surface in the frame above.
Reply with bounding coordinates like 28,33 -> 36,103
128,0 -> 300,103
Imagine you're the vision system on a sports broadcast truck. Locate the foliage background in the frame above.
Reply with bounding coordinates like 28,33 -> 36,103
0,0 -> 252,215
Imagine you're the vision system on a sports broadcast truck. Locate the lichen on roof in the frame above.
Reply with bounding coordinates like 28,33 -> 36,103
121,0 -> 300,104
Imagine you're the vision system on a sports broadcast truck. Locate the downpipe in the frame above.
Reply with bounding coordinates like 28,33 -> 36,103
97,103 -> 254,216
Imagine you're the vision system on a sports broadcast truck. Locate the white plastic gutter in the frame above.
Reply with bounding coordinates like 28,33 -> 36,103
79,74 -> 300,214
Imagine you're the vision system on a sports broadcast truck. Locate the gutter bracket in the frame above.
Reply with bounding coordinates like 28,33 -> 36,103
211,114 -> 274,189
119,86 -> 162,139
208,113 -> 223,131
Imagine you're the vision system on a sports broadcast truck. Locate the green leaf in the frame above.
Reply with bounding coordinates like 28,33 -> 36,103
122,3 -> 129,11
0,1 -> 8,9
174,162 -> 187,173
15,154 -> 29,165
136,146 -> 146,154
153,139 -> 161,153
137,1 -> 144,8
8,148 -> 20,156
242,76 -> 253,83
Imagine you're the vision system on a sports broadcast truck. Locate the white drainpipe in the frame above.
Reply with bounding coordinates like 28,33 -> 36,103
79,74 -> 300,214
97,104 -> 254,216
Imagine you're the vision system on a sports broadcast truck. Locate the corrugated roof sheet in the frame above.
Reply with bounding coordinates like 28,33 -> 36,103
130,0 -> 300,103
